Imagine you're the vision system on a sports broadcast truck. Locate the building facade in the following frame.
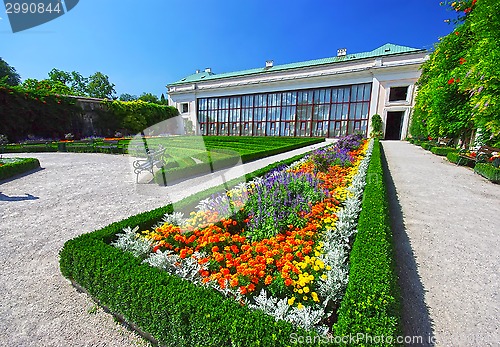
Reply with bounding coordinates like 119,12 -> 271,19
167,43 -> 429,139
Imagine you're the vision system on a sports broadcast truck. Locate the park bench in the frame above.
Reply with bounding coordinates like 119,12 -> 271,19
458,145 -> 500,166
96,139 -> 121,154
132,145 -> 167,183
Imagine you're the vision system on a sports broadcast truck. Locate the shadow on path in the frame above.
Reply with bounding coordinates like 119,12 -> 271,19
0,192 -> 39,202
0,167 -> 44,185
380,143 -> 435,346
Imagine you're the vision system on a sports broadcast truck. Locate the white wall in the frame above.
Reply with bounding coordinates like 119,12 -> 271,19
168,52 -> 428,138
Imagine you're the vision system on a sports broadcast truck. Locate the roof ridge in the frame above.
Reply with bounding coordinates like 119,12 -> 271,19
169,43 -> 425,86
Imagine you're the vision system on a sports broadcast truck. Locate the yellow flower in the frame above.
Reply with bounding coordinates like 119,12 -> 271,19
313,266 -> 320,271
326,265 -> 332,271
303,286 -> 310,293
287,297 -> 295,305
297,303 -> 304,310
321,274 -> 327,280
311,292 -> 319,302
298,289 -> 303,294
303,296 -> 308,301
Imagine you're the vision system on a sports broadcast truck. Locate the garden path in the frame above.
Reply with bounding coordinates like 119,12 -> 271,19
382,141 -> 500,347
0,140 -> 331,347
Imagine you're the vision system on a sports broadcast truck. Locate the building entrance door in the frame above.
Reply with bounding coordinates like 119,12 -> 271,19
385,111 -> 404,140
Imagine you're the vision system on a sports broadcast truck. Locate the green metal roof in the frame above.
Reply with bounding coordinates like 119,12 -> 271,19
169,43 -> 425,86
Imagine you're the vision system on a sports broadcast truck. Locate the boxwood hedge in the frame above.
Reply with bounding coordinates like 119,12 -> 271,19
60,139 -> 401,346
474,163 -> 500,183
0,157 -> 40,181
334,140 -> 402,345
430,147 -> 456,156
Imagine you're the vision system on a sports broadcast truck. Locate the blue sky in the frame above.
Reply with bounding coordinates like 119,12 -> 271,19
1,0 -> 457,98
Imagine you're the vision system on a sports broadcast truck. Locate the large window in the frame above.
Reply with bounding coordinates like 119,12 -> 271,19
196,83 -> 371,137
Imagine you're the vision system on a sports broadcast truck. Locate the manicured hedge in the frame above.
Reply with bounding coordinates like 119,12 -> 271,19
60,141 -> 398,346
334,140 -> 402,345
420,142 -> 434,150
154,138 -> 325,185
474,163 -> 500,183
60,152 -> 322,347
430,147 -> 457,156
446,152 -> 475,167
0,157 -> 40,181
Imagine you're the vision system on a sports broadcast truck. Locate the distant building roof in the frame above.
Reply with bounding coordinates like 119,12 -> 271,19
169,43 -> 426,86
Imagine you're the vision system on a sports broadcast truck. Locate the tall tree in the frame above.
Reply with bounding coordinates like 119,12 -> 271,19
87,72 -> 115,99
22,78 -> 76,95
119,93 -> 138,101
47,68 -> 88,96
0,57 -> 21,86
138,92 -> 160,104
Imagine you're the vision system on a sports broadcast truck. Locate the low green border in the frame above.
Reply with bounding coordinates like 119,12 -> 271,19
0,157 -> 40,181
60,139 -> 402,346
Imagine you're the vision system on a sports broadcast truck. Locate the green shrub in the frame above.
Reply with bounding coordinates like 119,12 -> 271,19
0,157 -> 40,180
430,147 -> 457,156
334,140 -> 402,345
420,142 -> 434,150
154,138 -> 324,184
474,163 -> 500,183
446,152 -> 475,167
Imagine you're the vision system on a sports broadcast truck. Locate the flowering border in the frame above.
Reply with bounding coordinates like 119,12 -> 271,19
113,138 -> 373,333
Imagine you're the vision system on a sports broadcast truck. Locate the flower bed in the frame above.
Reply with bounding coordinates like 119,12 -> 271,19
112,135 -> 371,333
0,157 -> 40,181
60,137 -> 402,346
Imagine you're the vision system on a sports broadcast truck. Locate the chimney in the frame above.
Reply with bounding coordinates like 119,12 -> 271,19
337,48 -> 347,57
195,69 -> 200,74
205,67 -> 212,73
265,60 -> 274,68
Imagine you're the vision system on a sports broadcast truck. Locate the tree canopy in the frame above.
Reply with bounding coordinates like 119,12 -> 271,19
411,0 -> 500,146
0,57 -> 21,86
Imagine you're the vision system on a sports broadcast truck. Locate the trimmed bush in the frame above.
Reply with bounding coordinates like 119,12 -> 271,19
60,141 -> 400,346
0,157 -> 40,181
474,163 -> 500,183
420,142 -> 434,150
446,152 -> 475,167
430,147 -> 457,156
334,139 -> 402,345
60,152 -> 322,346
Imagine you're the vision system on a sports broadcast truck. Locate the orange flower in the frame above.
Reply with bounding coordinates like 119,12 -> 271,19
264,275 -> 273,285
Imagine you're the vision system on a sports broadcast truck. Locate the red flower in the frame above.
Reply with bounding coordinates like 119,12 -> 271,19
448,78 -> 455,85
464,7 -> 471,13
472,0 -> 477,5
455,31 -> 459,36
152,245 -> 160,253
459,58 -> 466,65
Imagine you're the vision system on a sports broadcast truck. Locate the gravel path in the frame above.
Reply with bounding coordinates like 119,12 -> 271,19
382,141 -> 500,346
0,141 -> 330,347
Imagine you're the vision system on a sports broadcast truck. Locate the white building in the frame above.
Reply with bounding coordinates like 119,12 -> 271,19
167,43 -> 429,139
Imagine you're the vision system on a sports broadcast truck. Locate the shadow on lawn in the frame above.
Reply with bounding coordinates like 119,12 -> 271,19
380,143 -> 435,346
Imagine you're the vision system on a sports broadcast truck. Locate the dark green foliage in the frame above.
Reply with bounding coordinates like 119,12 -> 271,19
430,147 -> 457,156
100,100 -> 179,134
474,163 -> 500,183
0,158 -> 40,180
0,86 -> 83,142
370,114 -> 383,138
0,57 -> 21,86
334,140 -> 402,345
